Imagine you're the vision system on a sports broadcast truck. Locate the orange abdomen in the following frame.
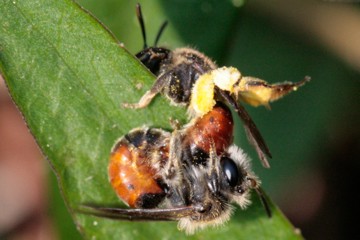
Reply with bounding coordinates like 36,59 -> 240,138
186,102 -> 233,155
108,133 -> 168,208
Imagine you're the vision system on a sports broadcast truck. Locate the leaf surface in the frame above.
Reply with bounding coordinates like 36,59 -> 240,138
0,0 -> 302,239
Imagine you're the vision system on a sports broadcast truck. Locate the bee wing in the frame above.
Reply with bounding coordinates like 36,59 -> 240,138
78,205 -> 195,221
218,89 -> 272,168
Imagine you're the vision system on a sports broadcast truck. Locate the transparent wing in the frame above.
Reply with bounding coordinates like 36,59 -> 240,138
218,89 -> 272,168
78,204 -> 195,221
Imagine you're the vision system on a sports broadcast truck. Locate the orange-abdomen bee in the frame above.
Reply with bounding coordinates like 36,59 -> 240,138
81,104 -> 270,234
124,4 -> 310,168
109,102 -> 233,208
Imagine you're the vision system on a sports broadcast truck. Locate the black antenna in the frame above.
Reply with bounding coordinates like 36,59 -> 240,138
154,21 -> 168,46
136,3 -> 147,49
255,188 -> 272,218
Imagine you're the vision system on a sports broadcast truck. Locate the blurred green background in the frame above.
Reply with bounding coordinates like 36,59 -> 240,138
1,0 -> 359,239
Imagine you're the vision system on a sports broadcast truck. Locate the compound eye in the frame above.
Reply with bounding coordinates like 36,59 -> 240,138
221,157 -> 241,187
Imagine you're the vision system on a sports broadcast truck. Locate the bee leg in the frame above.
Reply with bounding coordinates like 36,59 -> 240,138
161,130 -> 187,206
206,142 -> 221,194
122,73 -> 169,109
122,90 -> 157,109
169,118 -> 181,130
163,130 -> 183,182
236,76 -> 310,108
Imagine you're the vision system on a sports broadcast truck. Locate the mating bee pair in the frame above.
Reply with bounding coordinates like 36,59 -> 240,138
80,4 -> 309,234
86,103 -> 269,234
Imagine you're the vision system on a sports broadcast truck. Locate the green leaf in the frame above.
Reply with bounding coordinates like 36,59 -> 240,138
0,0 -> 302,239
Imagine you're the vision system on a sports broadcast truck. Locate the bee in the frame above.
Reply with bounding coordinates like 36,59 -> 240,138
123,4 -> 310,168
80,103 -> 270,235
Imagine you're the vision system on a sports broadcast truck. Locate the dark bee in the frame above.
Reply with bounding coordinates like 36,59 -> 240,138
80,103 -> 270,234
123,4 -> 310,168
